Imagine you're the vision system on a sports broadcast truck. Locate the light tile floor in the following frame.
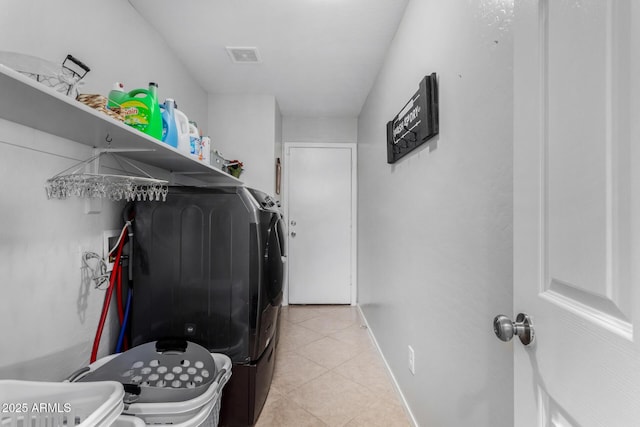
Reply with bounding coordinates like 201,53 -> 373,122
256,305 -> 412,427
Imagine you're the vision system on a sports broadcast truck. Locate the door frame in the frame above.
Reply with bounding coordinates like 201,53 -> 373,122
282,142 -> 358,306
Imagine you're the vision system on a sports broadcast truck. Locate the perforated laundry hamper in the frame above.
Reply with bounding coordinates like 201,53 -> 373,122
71,340 -> 232,426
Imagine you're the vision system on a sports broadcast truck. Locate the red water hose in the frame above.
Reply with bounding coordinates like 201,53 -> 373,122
117,262 -> 129,350
116,256 -> 124,325
90,229 -> 126,363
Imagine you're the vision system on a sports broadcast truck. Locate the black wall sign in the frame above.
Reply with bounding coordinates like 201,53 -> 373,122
386,73 -> 439,164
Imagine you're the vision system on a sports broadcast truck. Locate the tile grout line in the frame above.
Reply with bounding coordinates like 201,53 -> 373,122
274,348 -> 329,396
270,306 -> 412,426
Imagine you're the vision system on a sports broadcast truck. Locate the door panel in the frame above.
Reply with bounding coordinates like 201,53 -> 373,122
545,0 -> 632,329
514,0 -> 640,425
286,146 -> 353,304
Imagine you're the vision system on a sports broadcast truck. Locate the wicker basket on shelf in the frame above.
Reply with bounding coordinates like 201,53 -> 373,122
76,93 -> 125,122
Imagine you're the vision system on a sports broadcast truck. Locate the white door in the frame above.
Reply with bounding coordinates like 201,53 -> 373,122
513,0 -> 640,425
285,144 -> 356,305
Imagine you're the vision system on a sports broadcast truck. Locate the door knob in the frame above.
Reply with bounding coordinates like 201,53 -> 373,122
290,220 -> 297,226
290,231 -> 296,237
493,313 -> 535,346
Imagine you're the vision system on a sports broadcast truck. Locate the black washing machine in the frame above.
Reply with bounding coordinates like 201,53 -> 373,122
129,186 -> 285,426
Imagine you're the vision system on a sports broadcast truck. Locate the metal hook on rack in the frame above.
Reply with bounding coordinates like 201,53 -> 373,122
401,123 -> 417,143
391,120 -> 418,153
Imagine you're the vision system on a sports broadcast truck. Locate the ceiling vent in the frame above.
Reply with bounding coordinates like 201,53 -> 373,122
226,47 -> 261,64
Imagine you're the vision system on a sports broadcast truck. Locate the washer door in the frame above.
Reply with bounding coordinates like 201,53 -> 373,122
264,215 -> 285,306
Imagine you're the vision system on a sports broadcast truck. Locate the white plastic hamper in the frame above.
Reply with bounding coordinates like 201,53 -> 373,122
124,353 -> 231,427
112,415 -> 146,427
77,353 -> 232,427
0,380 -> 124,427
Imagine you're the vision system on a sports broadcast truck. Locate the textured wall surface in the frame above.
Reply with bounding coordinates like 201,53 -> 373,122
283,117 -> 357,144
357,1 -> 515,425
208,94 -> 279,195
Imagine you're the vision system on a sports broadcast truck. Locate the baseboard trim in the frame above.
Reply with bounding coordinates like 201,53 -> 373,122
357,304 -> 419,427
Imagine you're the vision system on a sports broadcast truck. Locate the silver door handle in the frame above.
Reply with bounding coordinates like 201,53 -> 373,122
290,231 -> 296,237
493,313 -> 535,346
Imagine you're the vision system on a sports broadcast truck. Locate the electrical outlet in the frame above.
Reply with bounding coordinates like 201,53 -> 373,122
408,345 -> 415,375
103,229 -> 121,272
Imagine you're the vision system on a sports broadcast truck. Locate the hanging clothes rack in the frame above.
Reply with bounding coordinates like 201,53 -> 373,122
45,149 -> 169,202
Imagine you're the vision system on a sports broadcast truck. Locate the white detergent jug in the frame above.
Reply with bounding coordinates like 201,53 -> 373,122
174,108 -> 191,155
200,136 -> 211,163
188,121 -> 201,158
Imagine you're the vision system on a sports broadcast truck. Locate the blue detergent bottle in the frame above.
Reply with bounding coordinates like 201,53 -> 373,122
160,98 -> 178,148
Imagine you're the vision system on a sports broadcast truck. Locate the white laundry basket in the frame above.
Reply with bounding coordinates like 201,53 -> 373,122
112,415 -> 146,427
121,353 -> 231,427
0,380 -> 124,427
71,342 -> 232,427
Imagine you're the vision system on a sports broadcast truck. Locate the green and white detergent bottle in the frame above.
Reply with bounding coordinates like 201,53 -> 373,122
120,82 -> 163,140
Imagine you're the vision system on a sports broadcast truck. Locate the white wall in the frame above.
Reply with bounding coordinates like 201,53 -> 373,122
357,1 -> 514,426
0,0 -> 207,380
208,94 -> 279,195
283,116 -> 357,143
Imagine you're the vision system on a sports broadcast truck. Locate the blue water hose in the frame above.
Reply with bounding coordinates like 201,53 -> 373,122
115,290 -> 132,353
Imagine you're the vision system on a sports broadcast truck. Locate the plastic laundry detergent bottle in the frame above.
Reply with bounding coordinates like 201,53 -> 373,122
106,82 -> 126,109
159,98 -> 178,148
200,136 -> 211,163
120,82 -> 163,140
188,121 -> 201,158
174,107 -> 191,154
